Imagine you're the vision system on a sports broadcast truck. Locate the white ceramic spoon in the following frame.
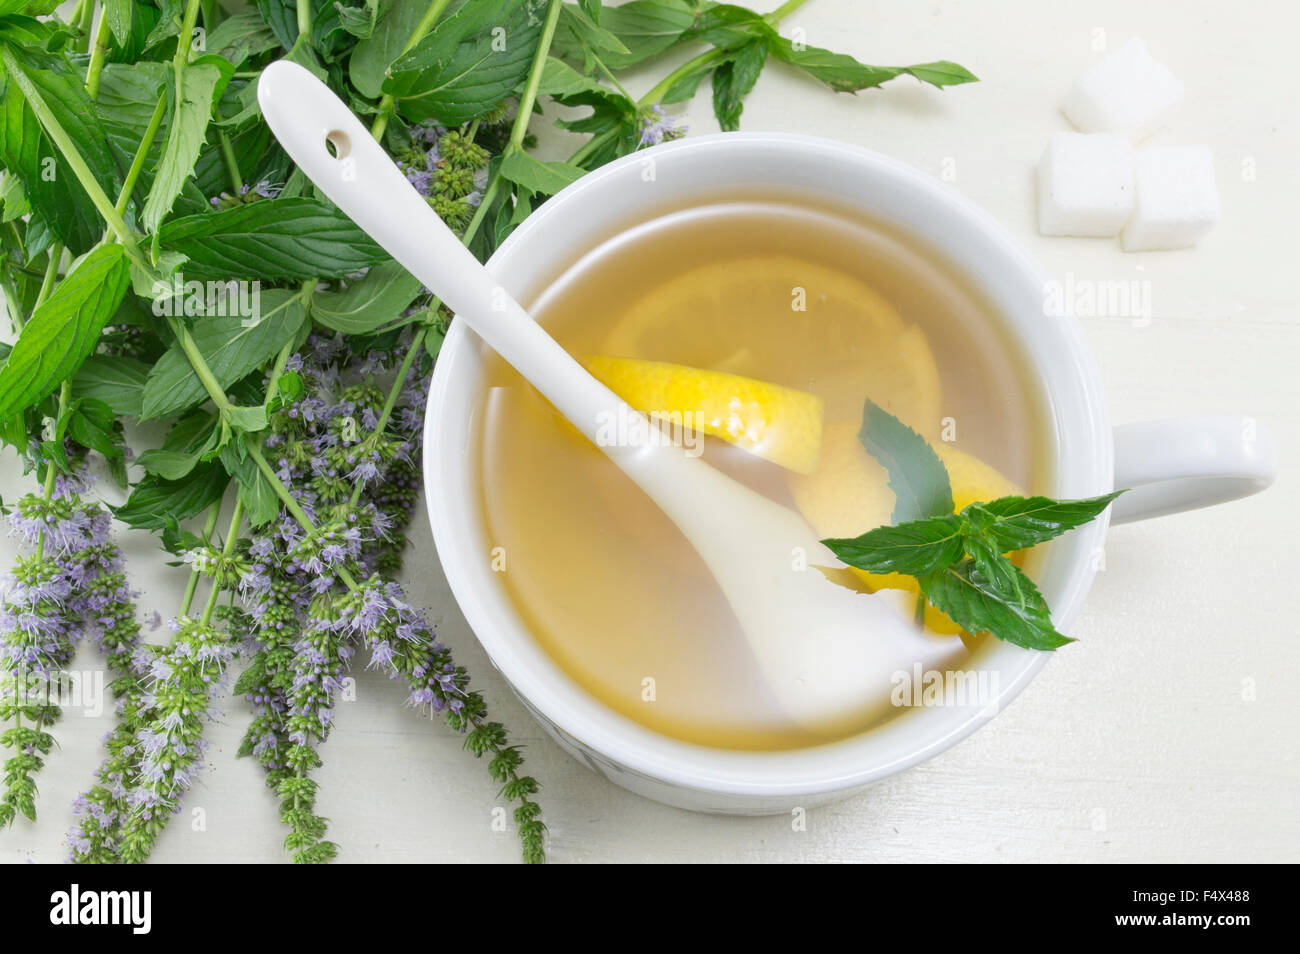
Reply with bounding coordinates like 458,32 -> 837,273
257,61 -> 962,729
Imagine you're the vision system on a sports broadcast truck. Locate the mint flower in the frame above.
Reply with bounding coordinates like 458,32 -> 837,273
233,335 -> 545,861
2,468 -> 126,828
113,617 -> 233,863
638,105 -> 688,147
208,179 -> 282,209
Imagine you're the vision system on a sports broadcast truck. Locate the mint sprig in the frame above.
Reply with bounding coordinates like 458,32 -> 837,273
823,399 -> 1123,651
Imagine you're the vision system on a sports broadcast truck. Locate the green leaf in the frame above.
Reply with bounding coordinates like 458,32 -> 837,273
348,0 -> 429,98
99,2 -> 164,61
95,62 -> 169,194
254,0 -> 305,51
67,397 -> 123,461
0,169 -> 29,222
0,245 -> 130,421
158,198 -> 389,280
572,0 -> 695,69
823,514 -> 965,577
135,447 -> 206,480
684,3 -> 772,51
227,403 -> 268,432
223,444 -> 279,527
140,288 -> 309,420
499,149 -> 585,197
769,38 -> 978,92
858,398 -> 953,524
896,61 -> 980,89
334,0 -> 380,39
205,10 -> 281,68
104,0 -> 132,45
384,0 -> 542,125
275,370 -> 304,403
136,408 -> 219,477
921,557 -> 1072,651
70,354 -> 150,417
536,56 -> 622,103
144,0 -> 183,52
232,654 -> 267,696
559,5 -> 630,58
141,59 -> 226,235
963,491 -> 1124,552
534,59 -> 638,169
537,56 -> 636,136
0,52 -> 122,252
113,462 -> 229,531
660,63 -> 711,104
711,38 -> 767,131
311,260 -> 423,335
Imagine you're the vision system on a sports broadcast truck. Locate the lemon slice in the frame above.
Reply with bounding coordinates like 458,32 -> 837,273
583,355 -> 825,475
601,254 -> 906,372
816,323 -> 944,435
789,425 -> 1025,635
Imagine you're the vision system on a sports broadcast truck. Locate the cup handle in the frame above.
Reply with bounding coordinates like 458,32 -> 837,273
1110,416 -> 1277,524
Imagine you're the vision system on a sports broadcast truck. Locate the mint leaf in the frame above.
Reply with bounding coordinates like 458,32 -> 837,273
537,56 -> 629,105
687,4 -> 774,51
823,514 -> 964,577
921,557 -> 1073,651
499,149 -> 587,197
71,354 -> 150,418
335,0 -> 379,41
383,0 -> 542,125
902,61 -> 980,88
311,260 -> 424,336
104,0 -> 133,45
712,38 -> 768,131
227,403 -> 269,433
348,0 -> 429,98
205,11 -> 280,69
0,245 -> 130,421
142,58 -> 228,235
859,397 -> 953,523
219,438 -> 279,527
66,397 -> 123,463
660,63 -> 712,104
965,491 -> 1124,551
140,288 -> 309,420
113,462 -> 230,531
136,447 -> 207,481
158,198 -> 389,280
769,39 -> 979,92
96,62 -> 169,190
0,52 -> 121,252
538,58 -> 638,166
563,0 -> 696,70
559,5 -> 631,59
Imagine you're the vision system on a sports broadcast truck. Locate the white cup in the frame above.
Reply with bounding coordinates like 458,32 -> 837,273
423,133 -> 1275,813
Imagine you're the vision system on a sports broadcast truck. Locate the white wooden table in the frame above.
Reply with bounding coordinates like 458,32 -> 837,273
5,0 -> 1298,863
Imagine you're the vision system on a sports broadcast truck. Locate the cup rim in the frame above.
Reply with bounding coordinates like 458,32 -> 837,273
423,131 -> 1113,798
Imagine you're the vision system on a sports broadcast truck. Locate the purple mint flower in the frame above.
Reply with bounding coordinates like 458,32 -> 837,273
638,105 -> 688,147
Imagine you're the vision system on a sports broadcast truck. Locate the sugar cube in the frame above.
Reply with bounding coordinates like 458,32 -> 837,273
1121,145 -> 1219,251
1061,38 -> 1184,140
1037,132 -> 1134,237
